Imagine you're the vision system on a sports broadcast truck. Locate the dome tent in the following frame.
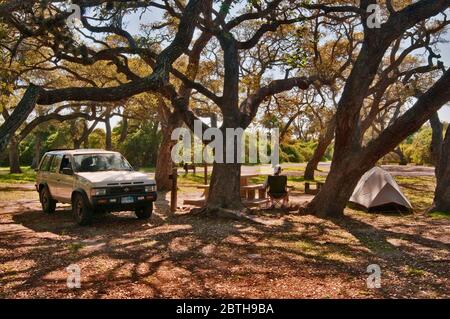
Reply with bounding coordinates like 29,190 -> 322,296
349,166 -> 412,212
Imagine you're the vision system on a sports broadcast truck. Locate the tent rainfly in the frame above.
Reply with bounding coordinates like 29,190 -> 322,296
349,167 -> 412,211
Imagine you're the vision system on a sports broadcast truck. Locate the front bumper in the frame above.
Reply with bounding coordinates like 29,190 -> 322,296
91,192 -> 157,211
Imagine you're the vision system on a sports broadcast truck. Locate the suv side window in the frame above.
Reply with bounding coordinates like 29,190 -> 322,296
39,155 -> 53,172
49,155 -> 63,173
60,155 -> 73,172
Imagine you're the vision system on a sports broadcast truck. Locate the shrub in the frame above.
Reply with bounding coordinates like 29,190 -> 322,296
403,128 -> 432,165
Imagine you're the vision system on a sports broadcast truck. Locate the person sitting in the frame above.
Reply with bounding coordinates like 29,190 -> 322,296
263,165 -> 282,188
264,165 -> 289,208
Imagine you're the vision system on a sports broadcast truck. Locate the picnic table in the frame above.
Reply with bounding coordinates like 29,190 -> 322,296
240,173 -> 260,185
240,173 -> 265,199
184,173 -> 269,208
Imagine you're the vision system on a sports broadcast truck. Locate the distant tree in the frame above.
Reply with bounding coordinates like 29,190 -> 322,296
403,127 -> 433,165
88,128 -> 106,150
117,120 -> 161,168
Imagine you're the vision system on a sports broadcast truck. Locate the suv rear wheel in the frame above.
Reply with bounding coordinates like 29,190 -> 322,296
72,193 -> 93,226
135,204 -> 153,219
40,186 -> 56,214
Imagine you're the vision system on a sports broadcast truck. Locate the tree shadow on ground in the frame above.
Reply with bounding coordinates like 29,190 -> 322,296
3,202 -> 369,297
2,198 -> 449,298
332,215 -> 450,297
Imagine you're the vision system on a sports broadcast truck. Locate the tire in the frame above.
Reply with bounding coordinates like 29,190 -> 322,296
40,186 -> 56,214
72,192 -> 93,226
135,203 -> 153,219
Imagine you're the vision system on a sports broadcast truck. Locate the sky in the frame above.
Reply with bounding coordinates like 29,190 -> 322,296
97,4 -> 450,129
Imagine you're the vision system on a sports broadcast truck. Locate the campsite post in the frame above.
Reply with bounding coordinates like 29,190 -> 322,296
170,167 -> 178,213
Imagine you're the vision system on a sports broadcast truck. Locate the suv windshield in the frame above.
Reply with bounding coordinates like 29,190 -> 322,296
73,154 -> 133,172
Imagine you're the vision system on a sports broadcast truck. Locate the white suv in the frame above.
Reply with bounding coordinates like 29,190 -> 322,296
35,149 -> 157,225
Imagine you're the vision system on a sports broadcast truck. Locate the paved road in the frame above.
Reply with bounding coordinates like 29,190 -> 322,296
240,163 -> 435,177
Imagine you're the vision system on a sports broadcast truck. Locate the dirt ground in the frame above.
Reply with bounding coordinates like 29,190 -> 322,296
1,189 -> 449,298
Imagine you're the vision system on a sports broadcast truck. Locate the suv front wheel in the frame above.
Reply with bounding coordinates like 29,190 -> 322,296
135,204 -> 153,219
40,186 -> 56,214
72,193 -> 93,226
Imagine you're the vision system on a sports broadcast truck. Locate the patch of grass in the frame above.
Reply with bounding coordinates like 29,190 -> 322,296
293,240 -> 315,252
0,167 -> 36,184
267,235 -> 356,263
405,266 -> 427,277
358,236 -> 397,254
395,176 -> 435,212
429,211 -> 450,220
249,176 -> 266,184
282,165 -> 306,172
66,242 -> 85,254
178,173 -> 210,185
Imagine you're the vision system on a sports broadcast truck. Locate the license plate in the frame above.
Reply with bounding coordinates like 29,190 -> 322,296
121,196 -> 134,204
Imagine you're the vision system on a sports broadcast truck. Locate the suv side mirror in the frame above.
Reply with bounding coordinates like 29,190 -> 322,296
62,167 -> 74,175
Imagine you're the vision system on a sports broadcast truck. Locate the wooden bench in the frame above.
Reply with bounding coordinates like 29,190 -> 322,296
196,184 -> 210,197
184,197 -> 270,208
305,181 -> 324,195
183,185 -> 209,207
241,184 -> 266,200
243,198 -> 270,208
195,184 -> 267,201
183,197 -> 205,206
184,184 -> 268,208
183,163 -> 197,174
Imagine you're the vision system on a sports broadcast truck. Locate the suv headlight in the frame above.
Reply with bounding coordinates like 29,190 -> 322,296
91,188 -> 107,196
145,185 -> 157,192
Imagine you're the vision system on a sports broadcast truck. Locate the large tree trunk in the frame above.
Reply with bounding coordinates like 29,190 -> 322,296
305,39 -> 388,217
0,85 -> 40,153
429,125 -> 450,213
304,5 -> 450,219
206,125 -> 244,211
154,133 -> 175,191
304,116 -> 335,180
429,112 -> 443,170
153,29 -> 212,191
203,36 -> 245,214
155,115 -> 181,191
9,136 -> 22,174
305,153 -> 371,218
155,96 -> 183,191
206,161 -> 243,211
31,133 -> 42,169
306,70 -> 450,218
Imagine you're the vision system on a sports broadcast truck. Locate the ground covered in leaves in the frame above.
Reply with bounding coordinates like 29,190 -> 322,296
0,166 -> 449,298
